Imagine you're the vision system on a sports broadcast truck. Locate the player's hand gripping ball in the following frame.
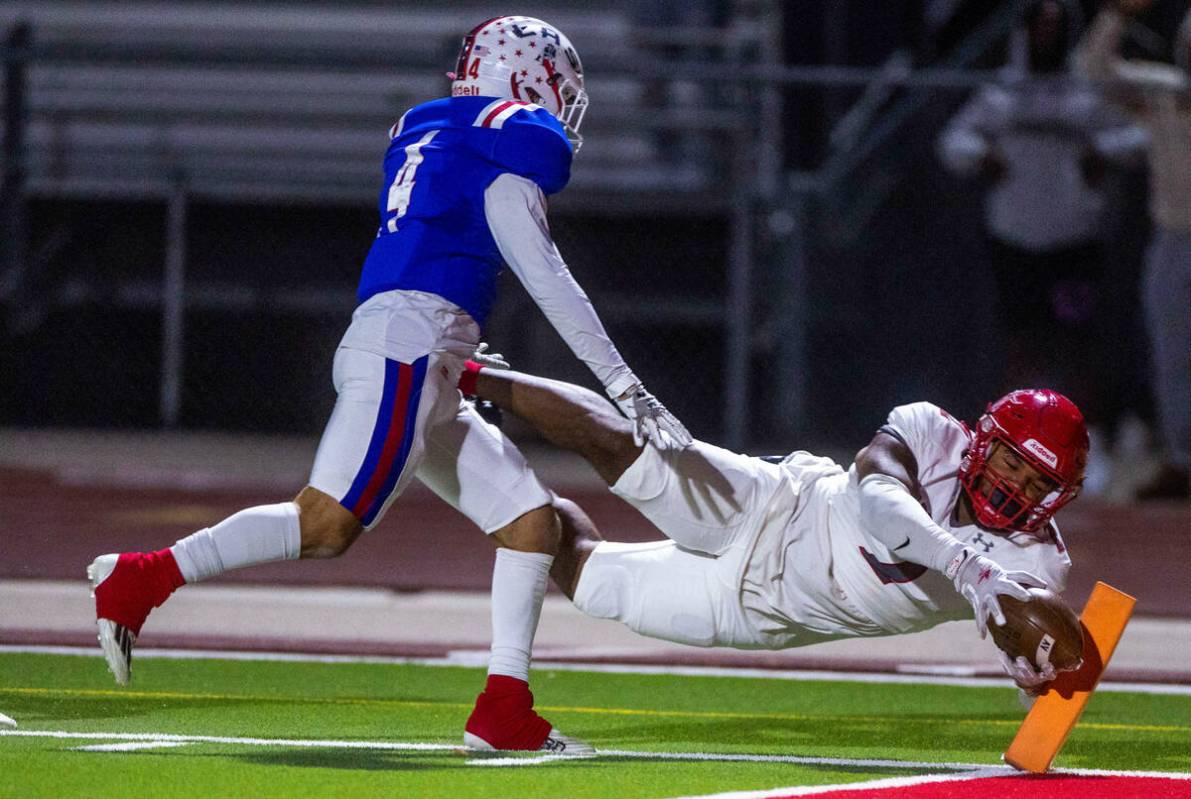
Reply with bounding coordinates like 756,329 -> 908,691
988,587 -> 1084,672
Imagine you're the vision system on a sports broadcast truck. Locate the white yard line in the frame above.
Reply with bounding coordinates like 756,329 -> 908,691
0,729 -> 1002,770
74,741 -> 193,752
6,728 -> 1191,785
4,644 -> 1190,695
4,728 -> 1191,785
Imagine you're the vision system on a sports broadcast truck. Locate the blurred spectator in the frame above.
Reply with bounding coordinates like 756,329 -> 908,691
1076,0 -> 1191,500
938,0 -> 1147,494
630,0 -> 730,167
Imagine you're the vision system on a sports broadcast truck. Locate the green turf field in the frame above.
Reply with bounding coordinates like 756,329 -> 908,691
2,652 -> 1190,798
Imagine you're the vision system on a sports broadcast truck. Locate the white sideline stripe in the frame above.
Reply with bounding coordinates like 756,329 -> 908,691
75,741 -> 192,752
5,729 -> 1191,783
4,644 -> 1190,695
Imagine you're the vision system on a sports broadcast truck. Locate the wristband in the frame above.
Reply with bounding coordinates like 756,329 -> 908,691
458,360 -> 484,395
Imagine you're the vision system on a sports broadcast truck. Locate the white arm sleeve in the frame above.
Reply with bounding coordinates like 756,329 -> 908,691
858,472 -> 969,574
484,173 -> 637,398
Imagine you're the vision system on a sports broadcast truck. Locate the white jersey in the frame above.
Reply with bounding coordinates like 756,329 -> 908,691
741,401 -> 1071,646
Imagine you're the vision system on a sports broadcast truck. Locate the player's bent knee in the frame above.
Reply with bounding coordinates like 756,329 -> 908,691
294,486 -> 363,559
571,545 -> 630,622
491,503 -> 560,555
552,497 -> 603,599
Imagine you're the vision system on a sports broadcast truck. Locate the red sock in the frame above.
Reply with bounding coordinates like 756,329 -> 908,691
144,548 -> 187,596
465,675 -> 552,750
99,549 -> 186,635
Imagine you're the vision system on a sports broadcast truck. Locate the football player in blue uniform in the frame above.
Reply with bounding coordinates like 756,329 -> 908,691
87,15 -> 689,754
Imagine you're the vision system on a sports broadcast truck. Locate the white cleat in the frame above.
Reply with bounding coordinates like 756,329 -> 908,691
88,555 -> 135,686
0,712 -> 16,727
463,727 -> 595,756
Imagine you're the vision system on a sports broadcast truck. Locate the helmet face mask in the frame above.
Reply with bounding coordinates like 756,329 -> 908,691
959,389 -> 1088,533
449,16 -> 589,151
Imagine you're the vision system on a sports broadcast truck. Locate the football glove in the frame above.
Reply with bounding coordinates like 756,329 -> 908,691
999,651 -> 1057,696
612,384 -> 692,450
471,343 -> 510,371
947,548 -> 1045,639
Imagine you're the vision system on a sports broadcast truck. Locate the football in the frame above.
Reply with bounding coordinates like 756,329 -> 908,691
988,587 -> 1084,672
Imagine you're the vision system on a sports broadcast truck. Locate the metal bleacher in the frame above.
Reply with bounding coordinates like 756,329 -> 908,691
0,2 -> 744,211
0,2 -> 783,445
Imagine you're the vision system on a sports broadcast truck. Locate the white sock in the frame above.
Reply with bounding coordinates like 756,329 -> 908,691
487,548 -> 553,682
170,502 -> 301,583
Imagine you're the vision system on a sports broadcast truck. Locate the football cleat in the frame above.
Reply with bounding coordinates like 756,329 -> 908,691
87,550 -> 185,686
463,674 -> 594,755
464,727 -> 594,756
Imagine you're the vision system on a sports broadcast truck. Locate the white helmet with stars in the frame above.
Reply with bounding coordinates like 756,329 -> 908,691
449,16 -> 589,150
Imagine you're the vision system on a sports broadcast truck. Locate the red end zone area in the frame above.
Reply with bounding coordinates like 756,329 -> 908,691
749,773 -> 1191,799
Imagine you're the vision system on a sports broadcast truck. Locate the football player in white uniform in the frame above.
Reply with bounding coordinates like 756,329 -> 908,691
462,360 -> 1089,694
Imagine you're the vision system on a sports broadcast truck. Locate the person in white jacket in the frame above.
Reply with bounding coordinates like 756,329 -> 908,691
1076,0 -> 1191,500
939,0 -> 1146,430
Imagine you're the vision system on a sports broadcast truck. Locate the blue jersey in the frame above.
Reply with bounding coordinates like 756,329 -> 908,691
356,96 -> 573,327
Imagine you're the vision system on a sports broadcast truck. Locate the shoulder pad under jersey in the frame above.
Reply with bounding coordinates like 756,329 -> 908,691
473,100 -> 573,195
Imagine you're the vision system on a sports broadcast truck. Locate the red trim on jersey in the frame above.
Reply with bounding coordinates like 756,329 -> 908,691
481,101 -> 518,127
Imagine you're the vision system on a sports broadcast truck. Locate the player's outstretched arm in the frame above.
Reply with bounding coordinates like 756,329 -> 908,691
482,173 -> 691,449
854,432 -> 1045,638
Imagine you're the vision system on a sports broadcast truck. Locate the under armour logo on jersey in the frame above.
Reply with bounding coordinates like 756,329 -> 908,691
973,532 -> 995,553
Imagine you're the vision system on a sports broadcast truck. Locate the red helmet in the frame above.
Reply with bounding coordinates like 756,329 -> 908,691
959,389 -> 1088,532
